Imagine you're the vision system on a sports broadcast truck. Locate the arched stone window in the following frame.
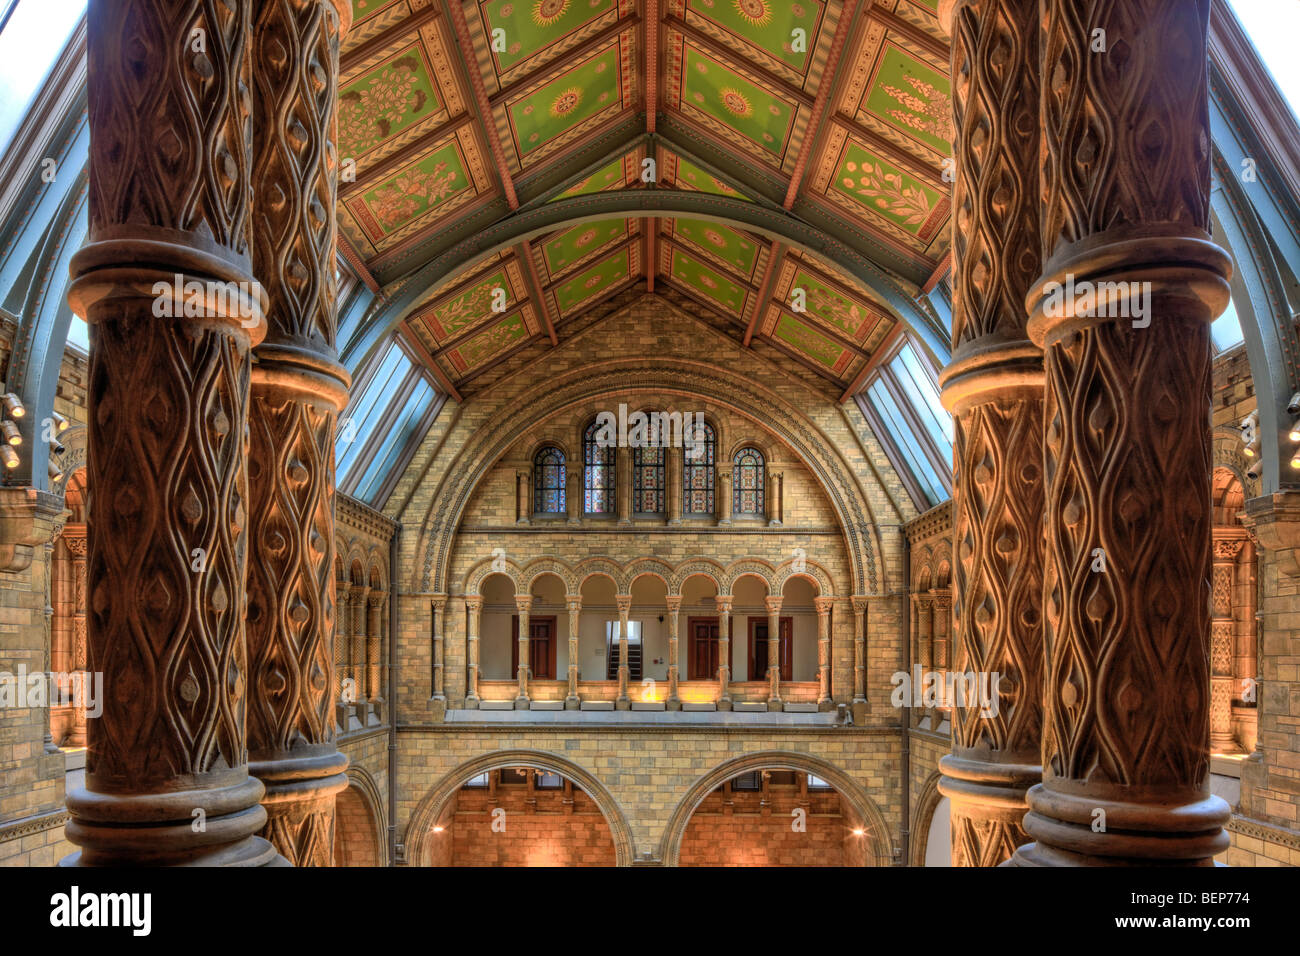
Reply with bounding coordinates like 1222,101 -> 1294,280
633,444 -> 665,515
682,421 -> 716,516
732,446 -> 765,516
583,419 -> 615,514
532,446 -> 566,514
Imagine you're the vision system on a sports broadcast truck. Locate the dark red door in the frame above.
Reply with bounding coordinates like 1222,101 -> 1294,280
687,618 -> 720,679
511,615 -> 557,679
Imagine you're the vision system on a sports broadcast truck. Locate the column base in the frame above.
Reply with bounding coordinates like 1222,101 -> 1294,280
850,700 -> 868,724
514,697 -> 530,710
465,696 -> 480,710
250,749 -> 350,867
717,698 -> 732,711
564,696 -> 581,710
817,698 -> 835,712
667,697 -> 682,711
616,697 -> 631,710
1012,784 -> 1230,865
766,699 -> 782,711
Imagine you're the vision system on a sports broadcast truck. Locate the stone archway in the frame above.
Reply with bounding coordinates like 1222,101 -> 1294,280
660,750 -> 893,867
909,771 -> 947,867
334,768 -> 386,868
405,749 -> 636,867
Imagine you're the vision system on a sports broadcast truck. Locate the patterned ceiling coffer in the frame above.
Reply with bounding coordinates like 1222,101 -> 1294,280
348,0 -> 416,41
542,217 -> 631,277
772,257 -> 887,345
412,258 -> 528,344
768,310 -> 855,374
340,128 -> 492,255
669,0 -> 828,87
666,245 -> 749,315
665,34 -> 802,169
339,43 -> 443,162
444,303 -> 541,373
477,0 -> 621,80
661,151 -> 752,201
499,32 -> 636,166
668,217 -> 760,279
551,243 -> 638,315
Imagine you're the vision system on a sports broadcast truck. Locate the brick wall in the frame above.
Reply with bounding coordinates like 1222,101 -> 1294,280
439,786 -> 616,867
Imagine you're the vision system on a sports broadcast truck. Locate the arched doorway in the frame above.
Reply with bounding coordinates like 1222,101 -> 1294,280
334,771 -> 385,867
407,750 -> 635,866
662,752 -> 892,867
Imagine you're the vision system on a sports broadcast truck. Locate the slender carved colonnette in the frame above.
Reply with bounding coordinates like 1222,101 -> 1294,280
1010,0 -> 1232,866
245,0 -> 352,866
65,0 -> 279,866
937,0 -> 1044,867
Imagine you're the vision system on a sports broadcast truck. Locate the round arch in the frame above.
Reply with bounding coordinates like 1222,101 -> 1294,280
659,750 -> 894,867
909,770 -> 945,867
414,359 -> 883,596
336,765 -> 388,867
405,749 -> 636,867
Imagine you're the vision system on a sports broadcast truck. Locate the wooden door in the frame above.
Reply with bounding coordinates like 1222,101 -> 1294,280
687,617 -> 720,679
511,615 -> 557,679
748,616 -> 793,681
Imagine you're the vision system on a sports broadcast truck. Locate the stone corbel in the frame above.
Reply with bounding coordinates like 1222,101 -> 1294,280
0,487 -> 65,573
1243,490 -> 1300,577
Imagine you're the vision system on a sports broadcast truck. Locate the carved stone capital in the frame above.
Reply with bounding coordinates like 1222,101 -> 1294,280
615,594 -> 633,615
664,595 -> 682,613
764,596 -> 783,614
515,594 -> 534,613
714,595 -> 733,614
1242,492 -> 1300,577
0,488 -> 65,573
813,597 -> 834,616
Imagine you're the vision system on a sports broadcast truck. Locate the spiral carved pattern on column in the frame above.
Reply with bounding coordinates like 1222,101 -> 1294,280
1040,0 -> 1212,252
949,0 -> 1041,352
87,318 -> 252,787
246,395 -> 337,754
1042,320 -> 1213,788
251,0 -> 339,346
87,0 -> 253,260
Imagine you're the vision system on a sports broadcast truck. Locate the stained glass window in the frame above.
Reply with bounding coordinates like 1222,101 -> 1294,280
732,447 -> 765,516
533,446 -> 566,514
583,419 -> 615,514
682,420 -> 715,515
633,444 -> 665,515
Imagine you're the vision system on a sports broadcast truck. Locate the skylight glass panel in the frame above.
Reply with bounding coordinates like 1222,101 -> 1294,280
1212,296 -> 1245,352
351,377 -> 435,506
0,1 -> 85,158
890,344 -> 954,457
335,341 -> 410,479
867,380 -> 947,506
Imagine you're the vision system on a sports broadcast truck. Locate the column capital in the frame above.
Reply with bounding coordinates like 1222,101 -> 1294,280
464,595 -> 483,613
664,595 -> 683,613
368,590 -> 387,609
764,595 -> 783,613
714,595 -> 733,613
615,594 -> 633,614
1243,491 -> 1300,576
515,594 -> 534,613
813,596 -> 834,615
564,594 -> 583,611
851,595 -> 870,614
350,583 -> 369,602
431,594 -> 448,612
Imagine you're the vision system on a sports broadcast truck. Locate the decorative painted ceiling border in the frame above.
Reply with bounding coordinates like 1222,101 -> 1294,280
342,190 -> 950,376
410,354 -> 885,597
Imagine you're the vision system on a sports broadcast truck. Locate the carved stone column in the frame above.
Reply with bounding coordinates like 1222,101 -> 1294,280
464,595 -> 482,707
715,595 -> 733,709
937,2 -> 1045,864
366,591 -> 384,702
1211,533 -> 1246,753
565,469 -> 581,524
851,597 -> 868,705
349,584 -> 368,701
666,595 -> 682,710
815,597 -> 833,709
716,465 -> 732,526
514,594 -> 532,708
767,471 -> 783,526
334,578 -> 349,702
244,0 -> 352,867
64,0 -> 278,866
614,593 -> 632,709
564,594 -> 581,709
516,470 -> 530,524
765,595 -> 783,710
431,595 -> 447,701
67,533 -> 89,748
1010,0 -> 1231,866
667,447 -> 683,525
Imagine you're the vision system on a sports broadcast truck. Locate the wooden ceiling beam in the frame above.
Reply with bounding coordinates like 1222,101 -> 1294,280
340,6 -> 440,73
646,216 -> 657,292
517,239 -> 559,345
830,112 -> 947,184
839,321 -> 904,402
743,242 -> 783,346
399,320 -> 463,402
784,0 -> 858,209
445,0 -> 520,210
645,0 -> 658,134
865,6 -> 949,62
920,250 -> 952,294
